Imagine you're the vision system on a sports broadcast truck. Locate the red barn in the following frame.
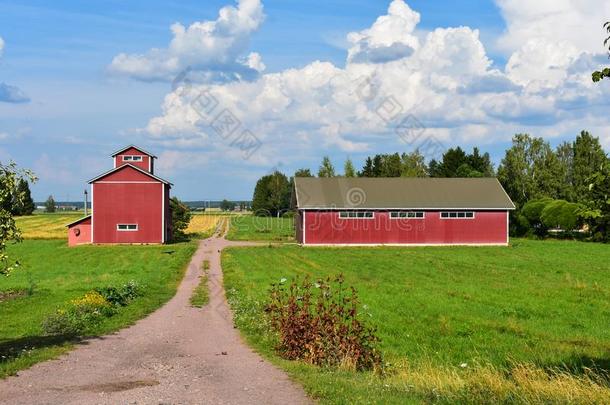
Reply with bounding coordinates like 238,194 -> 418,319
67,145 -> 172,246
293,177 -> 515,246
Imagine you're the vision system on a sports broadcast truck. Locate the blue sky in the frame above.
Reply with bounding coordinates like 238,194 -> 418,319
0,0 -> 609,201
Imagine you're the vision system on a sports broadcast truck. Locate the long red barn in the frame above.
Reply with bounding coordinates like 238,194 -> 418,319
293,177 -> 515,246
67,145 -> 172,246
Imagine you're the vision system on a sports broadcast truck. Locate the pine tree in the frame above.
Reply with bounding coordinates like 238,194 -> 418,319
44,195 -> 56,213
13,179 -> 35,215
343,158 -> 356,177
359,157 -> 374,177
318,156 -> 336,178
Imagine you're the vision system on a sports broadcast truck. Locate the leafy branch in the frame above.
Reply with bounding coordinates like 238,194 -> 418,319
592,22 -> 610,82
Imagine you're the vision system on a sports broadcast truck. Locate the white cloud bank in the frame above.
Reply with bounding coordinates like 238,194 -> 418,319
118,0 -> 610,169
108,0 -> 265,82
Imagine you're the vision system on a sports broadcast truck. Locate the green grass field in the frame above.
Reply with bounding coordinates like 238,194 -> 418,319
227,215 -> 295,242
0,239 -> 196,377
222,239 -> 610,403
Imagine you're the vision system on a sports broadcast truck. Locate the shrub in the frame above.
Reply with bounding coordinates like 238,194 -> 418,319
42,291 -> 114,336
95,280 -> 143,306
266,274 -> 382,371
540,200 -> 582,232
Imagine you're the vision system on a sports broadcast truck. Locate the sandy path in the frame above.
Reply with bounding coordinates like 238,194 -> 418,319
0,221 -> 311,404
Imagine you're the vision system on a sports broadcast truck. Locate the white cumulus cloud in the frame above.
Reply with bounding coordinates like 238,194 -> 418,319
108,0 -> 265,82
135,0 -> 610,168
347,0 -> 420,64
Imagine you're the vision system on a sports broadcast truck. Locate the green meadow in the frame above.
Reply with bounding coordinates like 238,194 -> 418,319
222,239 -> 610,403
227,215 -> 295,242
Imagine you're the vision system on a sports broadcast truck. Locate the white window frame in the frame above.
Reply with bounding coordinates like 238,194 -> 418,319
389,211 -> 425,219
339,211 -> 375,219
117,224 -> 139,231
440,211 -> 475,219
123,155 -> 143,162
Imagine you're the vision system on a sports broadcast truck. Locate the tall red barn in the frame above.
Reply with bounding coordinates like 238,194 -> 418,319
67,145 -> 172,246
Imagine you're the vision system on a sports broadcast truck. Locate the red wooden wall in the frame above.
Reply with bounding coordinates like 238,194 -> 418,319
68,217 -> 91,247
92,166 -> 167,244
114,146 -> 154,173
302,210 -> 508,245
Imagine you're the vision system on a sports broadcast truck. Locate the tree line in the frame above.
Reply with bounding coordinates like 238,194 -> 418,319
251,130 -> 610,241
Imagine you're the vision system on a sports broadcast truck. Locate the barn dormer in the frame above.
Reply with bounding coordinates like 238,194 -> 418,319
111,145 -> 157,174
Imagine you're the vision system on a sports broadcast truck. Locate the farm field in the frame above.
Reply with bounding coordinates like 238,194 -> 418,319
222,238 -> 610,403
0,239 -> 196,378
186,213 -> 222,239
15,213 -> 85,239
227,215 -> 295,242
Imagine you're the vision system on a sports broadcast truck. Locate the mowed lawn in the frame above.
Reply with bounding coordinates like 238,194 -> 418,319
227,215 -> 295,242
15,213 -> 84,239
0,239 -> 196,377
222,239 -> 610,403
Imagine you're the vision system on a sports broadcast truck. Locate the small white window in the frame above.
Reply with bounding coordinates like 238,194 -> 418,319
440,211 -> 475,219
123,155 -> 143,162
390,211 -> 425,219
117,224 -> 138,231
339,211 -> 374,219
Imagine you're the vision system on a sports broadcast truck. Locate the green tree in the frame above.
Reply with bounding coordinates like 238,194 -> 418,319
170,197 -> 192,241
13,179 -> 35,215
252,171 -> 291,216
430,147 -> 468,177
294,168 -> 313,177
497,134 -> 563,207
400,150 -> 427,177
582,165 -> 610,241
359,157 -> 374,177
520,198 -> 553,237
572,131 -> 608,202
44,195 -> 56,213
318,156 -> 336,178
468,147 -> 494,177
220,199 -> 235,211
540,200 -> 581,232
592,22 -> 610,82
343,158 -> 356,177
555,141 -> 574,201
0,162 -> 36,275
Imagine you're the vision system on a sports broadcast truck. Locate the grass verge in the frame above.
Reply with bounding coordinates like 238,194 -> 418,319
227,216 -> 294,242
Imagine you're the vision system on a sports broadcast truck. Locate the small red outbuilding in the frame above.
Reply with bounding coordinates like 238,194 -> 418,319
293,177 -> 515,246
67,145 -> 172,246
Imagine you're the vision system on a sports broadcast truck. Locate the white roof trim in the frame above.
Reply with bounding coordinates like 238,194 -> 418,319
298,207 -> 515,211
65,215 -> 92,227
88,163 -> 172,185
110,145 -> 157,158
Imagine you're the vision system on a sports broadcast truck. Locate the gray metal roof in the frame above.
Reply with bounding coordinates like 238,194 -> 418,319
294,177 -> 515,210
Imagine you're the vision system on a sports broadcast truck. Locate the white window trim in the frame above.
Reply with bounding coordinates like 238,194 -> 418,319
122,155 -> 143,162
440,211 -> 476,220
117,224 -> 139,231
389,211 -> 425,219
339,211 -> 375,219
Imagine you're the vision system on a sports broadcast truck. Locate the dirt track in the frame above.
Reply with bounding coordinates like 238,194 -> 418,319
0,223 -> 311,404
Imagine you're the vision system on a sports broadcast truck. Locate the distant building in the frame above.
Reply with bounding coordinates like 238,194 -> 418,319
67,145 -> 172,246
293,177 -> 515,246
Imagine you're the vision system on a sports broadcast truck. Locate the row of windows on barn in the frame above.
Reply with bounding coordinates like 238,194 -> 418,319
338,211 -> 475,219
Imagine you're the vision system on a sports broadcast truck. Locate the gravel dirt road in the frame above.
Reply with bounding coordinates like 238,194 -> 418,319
0,222 -> 311,404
